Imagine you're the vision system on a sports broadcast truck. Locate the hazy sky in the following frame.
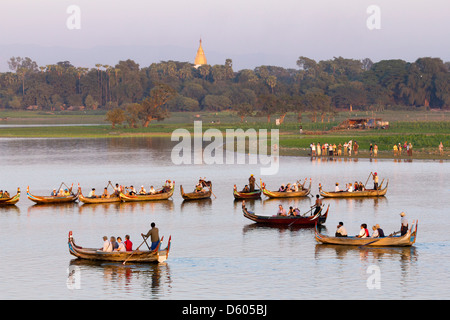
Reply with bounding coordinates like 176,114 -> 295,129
0,0 -> 449,70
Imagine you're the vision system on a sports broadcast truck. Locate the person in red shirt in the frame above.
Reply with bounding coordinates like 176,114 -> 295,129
124,234 -> 133,251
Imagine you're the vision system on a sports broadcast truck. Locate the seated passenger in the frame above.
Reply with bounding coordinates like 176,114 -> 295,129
149,186 -> 156,194
88,188 -> 97,198
115,237 -> 127,252
278,184 -> 286,192
242,185 -> 250,192
128,185 -> 136,195
335,183 -> 340,192
335,222 -> 348,237
102,187 -> 110,198
139,185 -> 147,195
277,204 -> 286,216
51,189 -> 57,196
376,224 -> 385,237
288,206 -> 295,216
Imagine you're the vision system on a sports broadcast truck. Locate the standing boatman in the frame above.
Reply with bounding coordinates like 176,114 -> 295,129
400,212 -> 408,236
249,174 -> 256,192
141,222 -> 160,250
371,172 -> 379,190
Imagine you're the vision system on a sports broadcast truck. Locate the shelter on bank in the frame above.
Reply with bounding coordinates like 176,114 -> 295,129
333,118 -> 389,130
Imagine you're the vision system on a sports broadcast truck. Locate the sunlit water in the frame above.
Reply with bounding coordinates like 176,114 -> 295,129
0,137 -> 449,299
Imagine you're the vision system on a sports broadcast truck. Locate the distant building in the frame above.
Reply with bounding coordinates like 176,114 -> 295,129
194,39 -> 207,68
334,118 -> 389,130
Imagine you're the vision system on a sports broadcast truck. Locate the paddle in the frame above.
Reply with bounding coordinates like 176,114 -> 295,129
363,172 -> 373,189
141,234 -> 151,250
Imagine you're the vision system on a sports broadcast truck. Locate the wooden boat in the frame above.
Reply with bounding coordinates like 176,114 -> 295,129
314,220 -> 418,247
119,183 -> 175,202
27,185 -> 79,204
261,179 -> 311,198
78,187 -> 121,204
180,185 -> 211,201
233,185 -> 261,200
318,180 -> 388,198
242,203 -> 329,226
68,231 -> 171,263
0,188 -> 21,206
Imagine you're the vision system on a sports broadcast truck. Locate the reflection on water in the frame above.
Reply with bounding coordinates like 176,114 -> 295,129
0,137 -> 449,299
69,259 -> 172,299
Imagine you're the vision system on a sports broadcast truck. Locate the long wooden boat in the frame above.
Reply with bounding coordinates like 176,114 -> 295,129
261,179 -> 311,198
233,185 -> 261,200
314,220 -> 418,247
27,186 -> 79,204
119,183 -> 175,202
242,203 -> 329,226
180,185 -> 211,201
0,188 -> 21,206
68,231 -> 171,263
78,187 -> 121,204
318,180 -> 388,198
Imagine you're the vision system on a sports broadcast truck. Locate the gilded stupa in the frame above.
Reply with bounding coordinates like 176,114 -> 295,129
194,38 -> 207,68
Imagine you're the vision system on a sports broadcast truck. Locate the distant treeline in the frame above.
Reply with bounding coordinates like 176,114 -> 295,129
0,56 -> 449,126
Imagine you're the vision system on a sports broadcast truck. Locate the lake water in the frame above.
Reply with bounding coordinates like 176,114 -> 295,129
0,137 -> 449,300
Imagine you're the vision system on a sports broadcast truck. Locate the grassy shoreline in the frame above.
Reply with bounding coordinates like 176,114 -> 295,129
0,110 -> 448,160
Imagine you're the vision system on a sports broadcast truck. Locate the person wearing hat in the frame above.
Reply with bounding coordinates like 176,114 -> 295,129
249,174 -> 256,192
400,212 -> 408,235
335,222 -> 347,237
371,172 -> 379,190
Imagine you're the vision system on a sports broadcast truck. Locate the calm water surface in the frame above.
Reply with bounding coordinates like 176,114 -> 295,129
0,137 -> 449,299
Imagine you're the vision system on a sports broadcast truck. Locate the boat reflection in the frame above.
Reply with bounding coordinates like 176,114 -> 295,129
180,198 -> 212,211
27,202 -> 79,215
314,243 -> 418,262
68,259 -> 172,298
78,200 -> 174,215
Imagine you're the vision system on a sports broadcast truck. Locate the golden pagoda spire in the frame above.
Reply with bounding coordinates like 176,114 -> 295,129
194,38 -> 207,67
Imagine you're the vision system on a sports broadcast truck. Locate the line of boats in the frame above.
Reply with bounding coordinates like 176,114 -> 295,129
0,178 -> 389,206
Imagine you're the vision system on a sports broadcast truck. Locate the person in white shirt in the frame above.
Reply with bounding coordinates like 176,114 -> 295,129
356,224 -> 368,238
335,183 -> 340,192
149,186 -> 156,194
88,188 -> 97,198
371,225 -> 379,238
139,185 -> 147,195
115,237 -> 127,252
335,222 -> 347,237
101,236 -> 113,252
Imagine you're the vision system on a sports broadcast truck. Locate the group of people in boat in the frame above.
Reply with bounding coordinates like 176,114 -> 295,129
334,212 -> 409,238
333,172 -> 380,192
240,174 -> 257,193
0,190 -> 11,198
276,179 -> 308,192
50,188 -> 73,197
275,194 -> 322,217
100,235 -> 133,252
193,177 -> 211,193
99,222 -> 161,252
87,181 -> 174,198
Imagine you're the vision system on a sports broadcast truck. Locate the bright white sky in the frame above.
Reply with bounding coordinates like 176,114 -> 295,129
0,0 -> 449,70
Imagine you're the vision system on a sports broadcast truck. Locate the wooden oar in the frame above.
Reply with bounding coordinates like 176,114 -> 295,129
141,234 -> 151,250
364,172 -> 373,189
